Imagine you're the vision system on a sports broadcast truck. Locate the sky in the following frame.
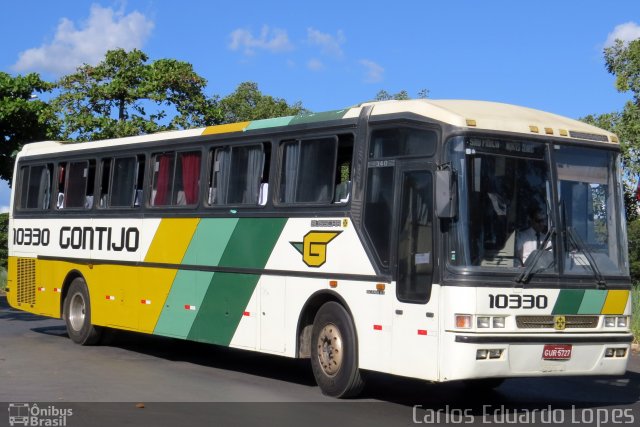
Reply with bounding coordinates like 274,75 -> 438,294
1,0 -> 639,211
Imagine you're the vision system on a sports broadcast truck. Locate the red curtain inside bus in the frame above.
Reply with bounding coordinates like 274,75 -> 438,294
181,152 -> 201,204
154,154 -> 173,205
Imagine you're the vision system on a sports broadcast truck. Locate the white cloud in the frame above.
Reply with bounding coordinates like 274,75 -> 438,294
307,28 -> 345,57
360,59 -> 384,83
12,4 -> 154,76
605,22 -> 640,47
307,58 -> 324,71
229,26 -> 293,55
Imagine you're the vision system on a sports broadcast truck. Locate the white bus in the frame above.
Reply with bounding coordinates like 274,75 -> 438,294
7,99 -> 633,397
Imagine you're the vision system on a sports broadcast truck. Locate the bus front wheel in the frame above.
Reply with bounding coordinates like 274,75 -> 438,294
63,277 -> 102,345
310,302 -> 364,398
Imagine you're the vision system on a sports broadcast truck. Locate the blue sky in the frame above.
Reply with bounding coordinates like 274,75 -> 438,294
1,0 -> 639,210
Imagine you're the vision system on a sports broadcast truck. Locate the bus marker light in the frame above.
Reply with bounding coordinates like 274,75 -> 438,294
417,329 -> 427,335
141,299 -> 151,305
184,305 -> 196,311
373,325 -> 382,331
37,287 -> 45,292
545,127 -> 554,135
53,288 -> 62,293
243,311 -> 250,316
529,125 -> 539,133
455,315 -> 472,329
376,283 -> 385,291
106,295 -> 115,301
329,280 -> 338,288
466,119 -> 477,127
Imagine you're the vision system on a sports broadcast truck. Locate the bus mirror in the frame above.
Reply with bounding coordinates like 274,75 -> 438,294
436,169 -> 457,219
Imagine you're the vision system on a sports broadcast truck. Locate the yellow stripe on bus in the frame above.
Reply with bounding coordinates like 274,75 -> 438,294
144,218 -> 200,264
600,290 -> 630,315
201,122 -> 250,135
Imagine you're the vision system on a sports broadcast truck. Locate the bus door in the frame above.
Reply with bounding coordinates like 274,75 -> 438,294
391,161 -> 439,380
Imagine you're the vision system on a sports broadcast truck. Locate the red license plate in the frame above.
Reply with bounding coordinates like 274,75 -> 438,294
542,344 -> 572,360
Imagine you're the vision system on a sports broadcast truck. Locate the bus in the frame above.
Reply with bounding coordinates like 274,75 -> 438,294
6,99 -> 633,398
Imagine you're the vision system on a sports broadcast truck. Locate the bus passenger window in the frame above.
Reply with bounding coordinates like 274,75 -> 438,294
151,151 -> 201,207
279,137 -> 337,204
61,160 -> 94,209
18,164 -> 53,210
207,144 -> 267,206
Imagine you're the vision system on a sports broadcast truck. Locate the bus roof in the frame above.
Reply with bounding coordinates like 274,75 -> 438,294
17,99 -> 618,157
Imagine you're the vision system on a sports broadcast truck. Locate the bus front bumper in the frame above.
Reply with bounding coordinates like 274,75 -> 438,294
440,333 -> 633,382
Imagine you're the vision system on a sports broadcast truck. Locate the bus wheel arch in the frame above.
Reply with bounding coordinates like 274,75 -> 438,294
61,273 -> 102,345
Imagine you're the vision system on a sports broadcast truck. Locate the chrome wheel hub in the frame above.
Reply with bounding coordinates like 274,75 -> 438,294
317,323 -> 343,376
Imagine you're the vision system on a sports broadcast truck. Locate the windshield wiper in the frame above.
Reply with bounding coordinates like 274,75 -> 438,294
515,227 -> 555,284
566,226 -> 607,289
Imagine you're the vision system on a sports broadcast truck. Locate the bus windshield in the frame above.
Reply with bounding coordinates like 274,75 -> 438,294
447,136 -> 628,279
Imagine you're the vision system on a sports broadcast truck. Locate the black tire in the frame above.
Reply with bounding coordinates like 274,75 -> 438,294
310,302 -> 364,398
63,277 -> 102,345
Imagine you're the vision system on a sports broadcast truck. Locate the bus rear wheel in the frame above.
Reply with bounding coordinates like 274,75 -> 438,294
310,302 -> 364,398
63,277 -> 102,345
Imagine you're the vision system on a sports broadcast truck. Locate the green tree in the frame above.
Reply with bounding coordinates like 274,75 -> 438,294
0,72 -> 57,182
374,88 -> 429,101
53,48 -> 221,141
217,82 -> 305,123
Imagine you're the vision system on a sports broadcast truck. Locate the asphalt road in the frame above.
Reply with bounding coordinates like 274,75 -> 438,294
1,294 -> 639,427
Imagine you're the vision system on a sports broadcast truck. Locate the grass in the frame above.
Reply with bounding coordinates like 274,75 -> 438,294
632,283 -> 640,344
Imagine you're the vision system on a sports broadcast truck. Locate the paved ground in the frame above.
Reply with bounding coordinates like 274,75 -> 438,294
1,294 -> 639,426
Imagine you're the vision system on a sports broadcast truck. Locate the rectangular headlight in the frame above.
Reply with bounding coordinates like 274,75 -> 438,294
477,316 -> 490,328
604,317 -> 616,327
617,317 -> 628,327
493,317 -> 506,328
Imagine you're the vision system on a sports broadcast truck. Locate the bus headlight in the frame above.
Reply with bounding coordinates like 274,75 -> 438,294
477,317 -> 491,328
604,317 -> 616,327
492,317 -> 506,328
616,316 -> 628,327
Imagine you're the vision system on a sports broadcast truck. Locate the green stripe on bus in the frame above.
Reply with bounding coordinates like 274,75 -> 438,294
153,218 -> 240,338
187,217 -> 287,345
577,289 -> 608,314
153,271 -> 214,338
288,109 -> 349,126
245,116 -> 294,131
551,289 -> 585,315
182,218 -> 239,266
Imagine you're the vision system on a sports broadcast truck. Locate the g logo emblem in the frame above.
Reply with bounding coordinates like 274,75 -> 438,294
554,315 -> 566,331
291,231 -> 342,267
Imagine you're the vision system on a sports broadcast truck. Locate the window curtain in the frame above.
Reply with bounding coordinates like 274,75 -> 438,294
214,149 -> 230,204
154,154 -> 173,206
244,147 -> 264,204
181,152 -> 201,204
282,143 -> 299,203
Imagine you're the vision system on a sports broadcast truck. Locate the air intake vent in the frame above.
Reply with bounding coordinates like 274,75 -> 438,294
16,258 -> 36,305
516,315 -> 599,329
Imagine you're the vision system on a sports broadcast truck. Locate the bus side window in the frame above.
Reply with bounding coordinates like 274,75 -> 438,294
60,160 -> 94,209
151,151 -> 201,207
334,134 -> 354,204
18,164 -> 53,210
207,143 -> 268,206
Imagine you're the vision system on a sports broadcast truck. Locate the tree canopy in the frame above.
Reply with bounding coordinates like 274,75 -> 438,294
52,48 -> 220,141
0,72 -> 57,182
217,82 -> 306,123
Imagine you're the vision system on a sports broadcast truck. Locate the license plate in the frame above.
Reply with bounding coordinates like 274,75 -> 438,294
542,344 -> 572,360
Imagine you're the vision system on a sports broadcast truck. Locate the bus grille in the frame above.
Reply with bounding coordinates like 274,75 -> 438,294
516,315 -> 599,329
16,258 -> 36,305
